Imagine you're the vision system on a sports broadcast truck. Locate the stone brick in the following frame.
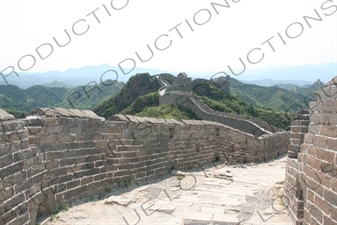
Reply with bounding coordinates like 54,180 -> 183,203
320,125 -> 337,137
330,113 -> 337,125
321,163 -> 337,179
20,139 -> 29,150
0,187 -> 14,202
88,180 -> 106,190
25,183 -> 41,199
1,211 -> 16,225
323,215 -> 335,225
3,171 -> 26,187
290,145 -> 301,153
308,202 -> 322,224
58,174 -> 74,184
3,193 -> 25,212
332,178 -> 337,193
59,158 -> 76,167
292,126 -> 309,133
331,206 -> 337,222
314,113 -> 331,125
63,186 -> 87,200
0,162 -> 23,179
328,138 -> 337,151
303,133 -> 314,144
81,177 -> 93,185
27,126 -> 42,135
47,151 -> 64,160
29,136 -> 40,145
22,157 -> 37,169
66,180 -> 80,190
320,100 -> 337,112
292,120 -> 310,126
305,156 -> 321,171
0,153 -> 13,168
317,172 -> 331,189
309,124 -> 320,134
57,184 -> 66,193
40,136 -> 60,145
307,145 -> 319,158
314,195 -> 331,215
307,189 -> 315,203
310,217 -> 321,225
27,164 -> 45,177
291,138 -> 303,146
324,189 -> 337,207
303,208 -> 310,224
316,148 -> 335,164
314,136 -> 329,149
13,149 -> 34,161
8,212 -> 29,225
45,161 -> 59,170
94,174 -> 106,181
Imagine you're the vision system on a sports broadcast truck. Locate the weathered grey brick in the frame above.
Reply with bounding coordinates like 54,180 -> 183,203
0,162 -> 23,179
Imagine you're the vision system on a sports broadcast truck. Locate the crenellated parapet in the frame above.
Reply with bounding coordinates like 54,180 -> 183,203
0,107 -> 290,225
284,76 -> 337,225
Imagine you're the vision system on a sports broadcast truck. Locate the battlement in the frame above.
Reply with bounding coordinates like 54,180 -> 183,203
284,76 -> 337,225
0,108 -> 289,225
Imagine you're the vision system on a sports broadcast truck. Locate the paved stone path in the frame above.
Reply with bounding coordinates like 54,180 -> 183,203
41,155 -> 293,225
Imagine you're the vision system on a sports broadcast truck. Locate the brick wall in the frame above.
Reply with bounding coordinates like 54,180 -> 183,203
1,108 -> 290,225
159,91 -> 277,135
284,77 -> 337,225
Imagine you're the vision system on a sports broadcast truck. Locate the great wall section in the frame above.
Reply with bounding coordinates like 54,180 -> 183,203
0,74 -> 336,225
157,73 -> 279,135
284,78 -> 337,225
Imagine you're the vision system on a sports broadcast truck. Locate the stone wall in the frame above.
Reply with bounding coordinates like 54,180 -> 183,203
287,110 -> 310,159
1,108 -> 290,225
172,77 -> 191,92
157,75 -> 278,135
284,77 -> 337,225
159,91 -> 275,136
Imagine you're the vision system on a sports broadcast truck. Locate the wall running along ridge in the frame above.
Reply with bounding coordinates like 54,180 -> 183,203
284,76 -> 337,225
156,74 -> 279,135
0,107 -> 289,225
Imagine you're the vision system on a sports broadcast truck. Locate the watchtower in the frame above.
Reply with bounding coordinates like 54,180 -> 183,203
173,72 -> 192,92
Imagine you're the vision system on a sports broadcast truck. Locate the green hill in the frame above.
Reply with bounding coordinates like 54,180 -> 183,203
192,81 -> 290,129
0,85 -> 68,112
93,73 -> 295,130
0,80 -> 124,117
94,73 -> 160,118
1,72 -> 324,127
55,80 -> 124,110
230,78 -> 323,112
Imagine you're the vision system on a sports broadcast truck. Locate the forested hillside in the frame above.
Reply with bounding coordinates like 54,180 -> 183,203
0,80 -> 124,116
230,78 -> 323,112
0,85 -> 68,112
0,72 -> 324,125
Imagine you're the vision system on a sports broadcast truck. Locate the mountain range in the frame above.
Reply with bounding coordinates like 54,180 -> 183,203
0,63 -> 335,89
0,71 -> 330,128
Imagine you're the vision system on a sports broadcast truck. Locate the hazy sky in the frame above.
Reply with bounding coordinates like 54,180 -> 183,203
0,0 -> 336,76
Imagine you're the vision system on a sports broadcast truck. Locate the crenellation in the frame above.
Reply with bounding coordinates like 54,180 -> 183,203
284,76 -> 337,225
1,105 -> 291,224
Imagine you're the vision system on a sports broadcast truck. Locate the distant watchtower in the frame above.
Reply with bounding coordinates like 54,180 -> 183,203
212,75 -> 230,95
173,72 -> 192,92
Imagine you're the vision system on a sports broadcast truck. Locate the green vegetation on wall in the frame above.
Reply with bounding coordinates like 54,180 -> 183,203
193,82 -> 290,130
